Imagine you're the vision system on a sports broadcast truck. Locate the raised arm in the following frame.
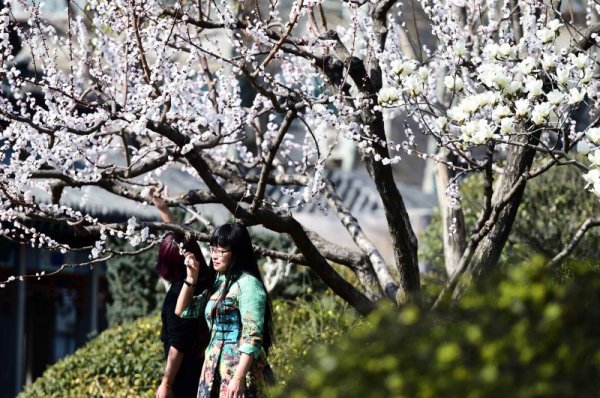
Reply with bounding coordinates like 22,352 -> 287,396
175,253 -> 201,316
149,187 -> 175,223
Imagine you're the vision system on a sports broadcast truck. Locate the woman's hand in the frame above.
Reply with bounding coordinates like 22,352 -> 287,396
226,376 -> 245,398
184,252 -> 200,283
155,382 -> 173,398
149,187 -> 168,211
149,187 -> 175,223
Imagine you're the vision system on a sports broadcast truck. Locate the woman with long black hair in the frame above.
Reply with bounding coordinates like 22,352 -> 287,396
155,233 -> 215,398
151,188 -> 216,398
176,222 -> 274,398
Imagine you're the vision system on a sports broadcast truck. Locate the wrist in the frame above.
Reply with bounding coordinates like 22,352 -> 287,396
161,379 -> 172,389
232,374 -> 246,382
183,278 -> 197,287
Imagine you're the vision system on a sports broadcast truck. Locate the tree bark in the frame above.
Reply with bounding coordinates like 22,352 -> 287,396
454,135 -> 538,299
323,180 -> 394,300
435,148 -> 466,278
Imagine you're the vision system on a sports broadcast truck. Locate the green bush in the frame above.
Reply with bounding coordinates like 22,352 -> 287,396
281,257 -> 600,398
19,291 -> 359,397
18,315 -> 163,398
270,290 -> 361,388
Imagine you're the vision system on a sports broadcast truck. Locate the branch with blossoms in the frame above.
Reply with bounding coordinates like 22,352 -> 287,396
2,0 -> 600,314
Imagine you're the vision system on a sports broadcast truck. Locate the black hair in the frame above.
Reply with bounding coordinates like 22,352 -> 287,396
209,222 -> 274,354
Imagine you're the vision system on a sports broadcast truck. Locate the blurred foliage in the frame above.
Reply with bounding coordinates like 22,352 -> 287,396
269,289 -> 361,392
419,162 -> 600,276
19,291 -> 358,397
105,240 -> 163,327
281,257 -> 600,398
18,315 -> 163,398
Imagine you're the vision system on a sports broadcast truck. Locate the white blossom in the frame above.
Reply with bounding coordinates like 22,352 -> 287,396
582,69 -> 593,85
541,54 -> 557,70
461,120 -> 495,145
418,67 -> 430,80
434,116 -> 448,131
453,42 -> 466,57
525,78 -> 544,98
492,105 -> 512,121
500,117 -> 514,134
556,67 -> 570,86
546,90 -> 563,105
531,102 -> 553,125
140,227 -> 150,242
378,87 -> 399,104
444,75 -> 464,92
590,182 -> 600,198
126,216 -> 137,235
547,19 -> 563,32
588,150 -> 600,167
504,81 -> 521,95
536,28 -> 555,44
585,128 -> 600,145
568,88 -> 586,104
577,140 -> 593,155
477,63 -> 505,87
497,43 -> 515,59
448,106 -> 468,124
518,57 -> 537,75
583,169 -> 600,187
460,96 -> 482,114
569,53 -> 588,69
514,99 -> 530,118
471,120 -> 495,145
404,75 -> 422,97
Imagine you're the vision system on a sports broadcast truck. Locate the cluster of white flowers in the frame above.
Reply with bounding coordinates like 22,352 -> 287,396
581,127 -> 600,197
380,12 -> 598,152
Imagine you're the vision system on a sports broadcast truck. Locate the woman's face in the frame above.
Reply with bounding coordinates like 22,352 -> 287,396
210,245 -> 233,273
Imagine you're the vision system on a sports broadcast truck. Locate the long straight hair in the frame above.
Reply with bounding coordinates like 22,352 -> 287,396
209,222 -> 274,354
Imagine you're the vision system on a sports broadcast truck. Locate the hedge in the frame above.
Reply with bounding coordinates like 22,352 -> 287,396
19,292 -> 357,397
18,315 -> 163,397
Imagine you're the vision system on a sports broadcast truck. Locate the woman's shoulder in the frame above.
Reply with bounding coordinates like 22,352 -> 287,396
235,273 -> 265,292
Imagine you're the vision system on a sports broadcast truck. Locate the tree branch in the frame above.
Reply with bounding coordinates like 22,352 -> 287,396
322,179 -> 396,300
252,110 -> 296,213
547,218 -> 600,267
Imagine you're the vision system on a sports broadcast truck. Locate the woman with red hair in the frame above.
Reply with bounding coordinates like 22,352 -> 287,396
153,191 -> 215,398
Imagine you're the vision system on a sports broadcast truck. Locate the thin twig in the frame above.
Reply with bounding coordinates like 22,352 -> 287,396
251,110 -> 296,214
547,218 -> 600,267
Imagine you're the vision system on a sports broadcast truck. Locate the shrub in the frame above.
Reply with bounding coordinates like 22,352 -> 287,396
19,291 -> 359,396
18,315 -> 163,398
281,257 -> 600,398
270,290 -> 361,388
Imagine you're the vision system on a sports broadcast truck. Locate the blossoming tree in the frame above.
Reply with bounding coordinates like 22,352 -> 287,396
1,0 -> 599,314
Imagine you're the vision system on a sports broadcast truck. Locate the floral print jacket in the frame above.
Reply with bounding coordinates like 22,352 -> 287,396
183,272 -> 273,398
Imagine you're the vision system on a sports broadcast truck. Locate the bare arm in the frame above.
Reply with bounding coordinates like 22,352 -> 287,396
155,346 -> 184,398
150,187 -> 175,223
175,253 -> 201,316
227,353 -> 253,398
234,353 -> 253,380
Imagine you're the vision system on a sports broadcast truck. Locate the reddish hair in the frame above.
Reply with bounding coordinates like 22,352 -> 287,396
155,232 -> 207,282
